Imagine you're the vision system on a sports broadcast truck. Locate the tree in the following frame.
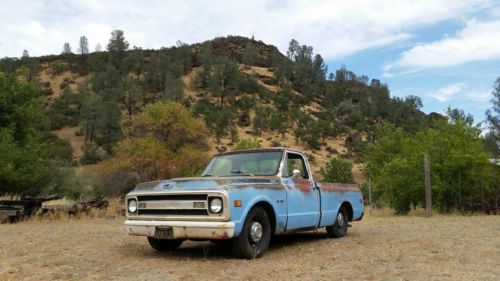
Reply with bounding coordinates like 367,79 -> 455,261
486,77 -> 500,144
163,71 -> 183,101
107,29 -> 129,53
96,101 -> 121,152
120,77 -> 143,121
124,47 -> 144,78
242,42 -> 258,66
62,43 -> 72,54
22,50 -> 29,58
107,30 -> 129,68
78,36 -> 89,55
208,57 -> 241,109
95,102 -> 209,195
80,93 -> 102,144
364,112 -> 492,214
0,71 -> 46,195
320,158 -> 355,183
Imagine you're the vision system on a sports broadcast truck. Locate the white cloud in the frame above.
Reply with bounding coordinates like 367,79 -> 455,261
428,83 -> 491,102
0,0 -> 494,58
429,83 -> 465,102
466,90 -> 491,102
385,19 -> 500,75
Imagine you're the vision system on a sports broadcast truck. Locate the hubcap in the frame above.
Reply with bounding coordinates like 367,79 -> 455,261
337,213 -> 345,227
249,221 -> 263,243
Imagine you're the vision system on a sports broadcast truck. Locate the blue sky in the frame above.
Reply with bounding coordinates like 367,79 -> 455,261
1,0 -> 499,126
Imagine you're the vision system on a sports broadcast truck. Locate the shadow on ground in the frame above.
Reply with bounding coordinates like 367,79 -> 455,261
120,230 -> 333,260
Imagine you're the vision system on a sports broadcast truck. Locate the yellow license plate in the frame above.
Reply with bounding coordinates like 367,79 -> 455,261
154,226 -> 173,239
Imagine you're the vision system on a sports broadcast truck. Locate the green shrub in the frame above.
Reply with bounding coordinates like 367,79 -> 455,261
320,158 -> 355,183
235,138 -> 261,150
51,63 -> 66,76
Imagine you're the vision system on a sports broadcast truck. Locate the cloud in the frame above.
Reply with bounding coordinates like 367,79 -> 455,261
428,83 -> 491,102
429,83 -> 465,102
465,90 -> 491,102
385,19 -> 500,75
0,0 -> 494,58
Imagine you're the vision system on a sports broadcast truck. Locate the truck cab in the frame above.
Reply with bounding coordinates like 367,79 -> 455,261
125,148 -> 364,258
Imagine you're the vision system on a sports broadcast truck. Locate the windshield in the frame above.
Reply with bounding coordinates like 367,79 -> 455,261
202,151 -> 283,177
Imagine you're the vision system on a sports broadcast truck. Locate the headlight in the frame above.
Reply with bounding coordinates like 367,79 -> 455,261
209,197 -> 223,214
128,199 -> 137,213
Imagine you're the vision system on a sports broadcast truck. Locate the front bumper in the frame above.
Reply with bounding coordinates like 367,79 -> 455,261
124,220 -> 235,239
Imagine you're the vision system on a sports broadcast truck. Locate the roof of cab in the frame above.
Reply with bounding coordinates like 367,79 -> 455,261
215,147 -> 304,156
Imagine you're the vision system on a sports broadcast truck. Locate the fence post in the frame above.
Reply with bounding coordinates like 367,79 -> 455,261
424,153 -> 432,217
481,176 -> 485,213
368,178 -> 372,214
458,168 -> 462,209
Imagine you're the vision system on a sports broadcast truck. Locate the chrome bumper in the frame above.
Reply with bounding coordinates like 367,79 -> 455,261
124,220 -> 235,239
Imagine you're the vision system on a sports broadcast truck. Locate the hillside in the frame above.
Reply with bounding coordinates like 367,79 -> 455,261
0,35 -> 437,193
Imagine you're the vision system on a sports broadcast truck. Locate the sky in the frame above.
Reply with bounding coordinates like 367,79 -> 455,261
1,0 -> 499,125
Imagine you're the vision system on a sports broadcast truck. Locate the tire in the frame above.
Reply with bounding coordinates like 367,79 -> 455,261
147,237 -> 183,252
326,208 -> 348,238
231,206 -> 271,259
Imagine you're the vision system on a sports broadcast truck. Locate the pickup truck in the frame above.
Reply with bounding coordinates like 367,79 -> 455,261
125,148 -> 364,259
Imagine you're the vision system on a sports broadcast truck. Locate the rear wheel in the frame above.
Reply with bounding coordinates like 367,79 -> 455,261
231,206 -> 271,259
326,208 -> 348,238
147,237 -> 183,252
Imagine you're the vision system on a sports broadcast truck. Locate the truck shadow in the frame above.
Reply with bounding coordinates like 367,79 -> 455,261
126,231 -> 329,260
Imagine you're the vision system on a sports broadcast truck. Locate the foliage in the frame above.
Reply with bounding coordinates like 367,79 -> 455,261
235,138 -> 261,150
80,143 -> 101,165
242,42 -> 258,66
62,43 -> 72,54
320,158 -> 355,183
0,71 -> 78,196
95,102 -> 209,195
78,36 -> 89,55
51,62 -> 66,76
486,77 -> 500,157
364,111 -> 493,214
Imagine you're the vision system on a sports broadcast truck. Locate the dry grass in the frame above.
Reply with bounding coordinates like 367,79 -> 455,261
1,212 -> 498,281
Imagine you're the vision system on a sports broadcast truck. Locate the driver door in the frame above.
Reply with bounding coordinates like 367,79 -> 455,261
283,152 -> 320,230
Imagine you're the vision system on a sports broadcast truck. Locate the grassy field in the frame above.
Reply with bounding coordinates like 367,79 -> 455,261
0,213 -> 499,281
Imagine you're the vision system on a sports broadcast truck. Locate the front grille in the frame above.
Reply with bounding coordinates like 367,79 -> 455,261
134,193 -> 211,217
138,209 -> 208,216
137,194 -> 207,201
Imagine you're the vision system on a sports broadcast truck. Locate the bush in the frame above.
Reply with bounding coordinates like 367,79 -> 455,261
235,138 -> 261,150
51,63 -> 66,76
81,143 -> 101,165
39,161 -> 94,199
320,158 -> 355,183
93,102 -> 210,196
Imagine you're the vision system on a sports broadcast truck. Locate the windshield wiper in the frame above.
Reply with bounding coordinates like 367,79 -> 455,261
201,174 -> 213,177
230,169 -> 255,176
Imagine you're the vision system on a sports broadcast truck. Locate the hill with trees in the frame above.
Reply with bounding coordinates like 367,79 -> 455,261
1,31 -> 497,213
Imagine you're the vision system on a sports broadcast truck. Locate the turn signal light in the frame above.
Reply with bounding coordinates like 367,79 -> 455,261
233,200 -> 242,207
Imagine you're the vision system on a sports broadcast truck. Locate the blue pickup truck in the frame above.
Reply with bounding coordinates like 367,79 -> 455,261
125,148 -> 364,258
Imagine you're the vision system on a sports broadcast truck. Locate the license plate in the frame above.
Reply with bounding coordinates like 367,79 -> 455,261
154,226 -> 173,239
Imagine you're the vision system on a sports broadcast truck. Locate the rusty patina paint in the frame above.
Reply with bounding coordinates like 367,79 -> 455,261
318,183 -> 360,192
284,178 -> 313,192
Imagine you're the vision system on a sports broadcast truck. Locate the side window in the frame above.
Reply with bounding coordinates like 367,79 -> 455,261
285,153 -> 309,179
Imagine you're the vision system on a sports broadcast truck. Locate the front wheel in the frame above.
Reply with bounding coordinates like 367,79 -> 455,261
231,206 -> 271,259
147,237 -> 183,252
326,208 -> 348,238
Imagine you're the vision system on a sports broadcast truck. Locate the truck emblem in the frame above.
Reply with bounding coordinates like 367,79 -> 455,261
162,182 -> 175,189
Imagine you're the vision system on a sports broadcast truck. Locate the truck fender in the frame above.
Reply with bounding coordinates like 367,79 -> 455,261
233,196 -> 278,237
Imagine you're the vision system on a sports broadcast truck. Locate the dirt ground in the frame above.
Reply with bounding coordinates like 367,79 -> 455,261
1,214 -> 499,281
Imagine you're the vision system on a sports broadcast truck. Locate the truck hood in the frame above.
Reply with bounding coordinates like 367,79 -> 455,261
129,176 -> 282,194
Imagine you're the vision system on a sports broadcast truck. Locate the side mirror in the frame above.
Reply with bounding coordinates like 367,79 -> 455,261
291,169 -> 301,179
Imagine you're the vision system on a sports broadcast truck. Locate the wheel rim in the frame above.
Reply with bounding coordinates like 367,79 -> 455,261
337,212 -> 345,227
249,221 -> 263,243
